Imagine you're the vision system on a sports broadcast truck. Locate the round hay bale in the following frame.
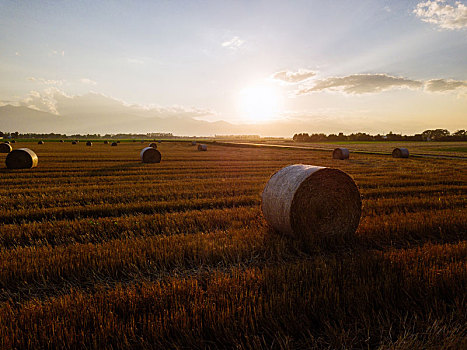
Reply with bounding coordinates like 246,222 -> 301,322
158,140 -> 162,143
0,143 -> 12,153
332,147 -> 349,160
3,141 -> 10,145
140,147 -> 162,163
191,141 -> 197,146
261,164 -> 361,241
111,142 -> 118,146
104,141 -> 109,145
197,144 -> 207,151
149,142 -> 158,149
11,140 -> 16,144
392,147 -> 409,158
6,148 -> 38,169
117,141 -> 121,143
71,141 -> 77,145
86,141 -> 92,146
59,140 -> 64,143
38,140 -> 44,145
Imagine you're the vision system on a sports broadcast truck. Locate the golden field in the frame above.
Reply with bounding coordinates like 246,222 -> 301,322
0,141 -> 465,349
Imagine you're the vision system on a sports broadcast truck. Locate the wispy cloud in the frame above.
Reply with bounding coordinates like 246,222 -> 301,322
271,69 -> 316,83
424,78 -> 467,91
221,36 -> 244,49
414,1 -> 467,30
19,88 -> 67,115
50,49 -> 65,57
28,77 -> 64,86
297,74 -> 423,95
80,78 -> 97,85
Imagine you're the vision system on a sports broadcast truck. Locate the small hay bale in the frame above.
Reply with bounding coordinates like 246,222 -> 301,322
140,147 -> 162,163
261,164 -> 361,241
117,141 -> 121,143
332,147 -> 349,160
149,143 -> 158,149
6,148 -> 38,169
111,142 -> 118,146
86,141 -> 92,146
197,144 -> 207,151
71,141 -> 77,145
0,143 -> 12,153
11,140 -> 16,144
104,141 -> 109,145
158,140 -> 162,143
392,147 -> 409,158
38,140 -> 44,145
191,141 -> 197,146
59,140 -> 64,143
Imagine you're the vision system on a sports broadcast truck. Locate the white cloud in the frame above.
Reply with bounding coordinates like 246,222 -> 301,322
221,36 -> 244,49
28,77 -> 64,86
271,69 -> 316,83
297,74 -> 423,95
18,88 -> 68,115
414,1 -> 467,30
80,78 -> 97,85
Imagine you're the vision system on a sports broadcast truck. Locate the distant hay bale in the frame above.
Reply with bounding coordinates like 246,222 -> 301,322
71,141 -> 77,145
0,143 -> 12,153
104,141 -> 109,144
117,141 -> 121,143
38,141 -> 44,145
261,164 -> 361,241
149,143 -> 158,149
191,141 -> 197,146
332,147 -> 350,160
158,140 -> 162,143
6,148 -> 38,169
140,147 -> 162,163
86,141 -> 92,146
392,147 -> 409,158
11,140 -> 16,144
59,140 -> 64,143
111,142 -> 118,146
197,144 -> 207,151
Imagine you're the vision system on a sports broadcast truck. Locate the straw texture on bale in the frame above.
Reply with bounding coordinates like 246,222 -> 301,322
86,141 -> 92,146
149,143 -> 158,149
392,147 -> 409,158
140,147 -> 162,163
111,142 -> 118,146
38,141 -> 44,145
0,143 -> 12,153
332,147 -> 350,160
6,148 -> 38,169
261,164 -> 361,241
198,144 -> 207,151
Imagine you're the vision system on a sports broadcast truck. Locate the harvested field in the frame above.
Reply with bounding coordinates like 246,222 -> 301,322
0,141 -> 465,349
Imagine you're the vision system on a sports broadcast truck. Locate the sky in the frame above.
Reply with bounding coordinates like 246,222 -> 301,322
0,0 -> 466,136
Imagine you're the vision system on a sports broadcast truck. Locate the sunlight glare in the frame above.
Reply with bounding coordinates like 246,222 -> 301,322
238,84 -> 283,123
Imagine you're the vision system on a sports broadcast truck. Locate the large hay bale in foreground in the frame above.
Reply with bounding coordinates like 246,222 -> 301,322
86,141 -> 92,146
198,144 -> 207,151
0,143 -> 12,153
261,164 -> 361,241
111,142 -> 118,146
6,148 -> 38,169
332,147 -> 349,160
38,140 -> 44,145
140,147 -> 162,163
392,147 -> 409,158
149,143 -> 158,149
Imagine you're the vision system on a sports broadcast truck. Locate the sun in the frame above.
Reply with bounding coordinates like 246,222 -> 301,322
238,84 -> 283,123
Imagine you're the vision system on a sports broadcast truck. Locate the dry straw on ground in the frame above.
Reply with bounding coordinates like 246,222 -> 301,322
392,147 -> 409,158
198,144 -> 207,151
140,147 -> 162,163
333,147 -> 350,160
149,143 -> 158,149
262,164 -> 361,241
6,148 -> 38,169
0,143 -> 12,153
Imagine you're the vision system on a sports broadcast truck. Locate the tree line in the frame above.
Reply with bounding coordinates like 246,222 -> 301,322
293,129 -> 467,142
